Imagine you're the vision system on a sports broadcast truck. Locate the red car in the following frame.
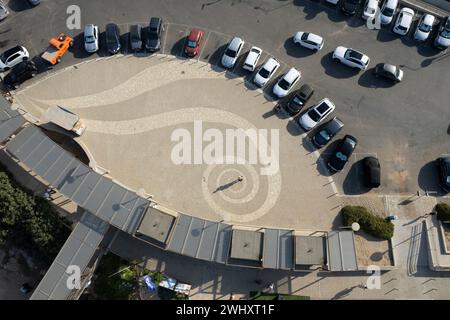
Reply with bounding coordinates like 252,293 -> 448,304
184,29 -> 204,57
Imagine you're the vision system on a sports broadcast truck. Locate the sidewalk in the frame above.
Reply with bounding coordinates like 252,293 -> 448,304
401,0 -> 449,18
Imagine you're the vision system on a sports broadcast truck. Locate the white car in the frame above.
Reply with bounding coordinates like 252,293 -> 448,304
272,68 -> 301,98
298,98 -> 336,131
379,0 -> 398,25
84,24 -> 99,53
0,46 -> 29,71
293,32 -> 324,51
362,0 -> 379,20
414,14 -> 435,41
253,57 -> 280,87
243,46 -> 262,72
332,46 -> 370,70
393,7 -> 415,36
221,37 -> 244,69
434,16 -> 450,50
0,2 -> 9,21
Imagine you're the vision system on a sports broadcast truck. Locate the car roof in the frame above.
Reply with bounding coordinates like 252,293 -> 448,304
188,29 -> 202,41
150,17 -> 161,27
323,117 -> 344,132
283,68 -> 300,81
306,33 -> 323,44
422,14 -> 435,25
298,84 -> 313,96
367,0 -> 378,7
263,57 -> 279,69
364,156 -> 380,166
84,24 -> 96,34
382,63 -> 397,74
400,7 -> 414,17
228,37 -> 243,50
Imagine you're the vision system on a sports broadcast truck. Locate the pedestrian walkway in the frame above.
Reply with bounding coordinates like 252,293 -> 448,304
401,0 -> 449,18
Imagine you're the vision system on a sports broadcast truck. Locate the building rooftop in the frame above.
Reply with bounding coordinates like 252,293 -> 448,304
295,235 -> 326,267
229,229 -> 263,263
136,206 -> 176,245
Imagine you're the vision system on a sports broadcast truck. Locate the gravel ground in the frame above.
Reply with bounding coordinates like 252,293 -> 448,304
354,231 -> 393,267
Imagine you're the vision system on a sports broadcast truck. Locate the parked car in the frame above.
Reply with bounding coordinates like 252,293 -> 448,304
243,46 -> 262,71
414,14 -> 435,41
327,135 -> 358,172
3,60 -> 37,89
362,0 -> 379,20
0,46 -> 29,71
253,57 -> 280,87
363,156 -> 381,188
373,63 -> 403,82
221,37 -> 245,68
332,46 -> 370,70
105,23 -> 121,54
0,2 -> 9,21
129,24 -> 143,51
285,84 -> 314,115
311,117 -> 344,148
146,17 -> 163,52
40,33 -> 73,65
393,7 -> 415,36
293,32 -> 324,51
84,24 -> 99,53
340,0 -> 362,15
437,157 -> 450,192
298,98 -> 336,131
272,68 -> 301,98
326,0 -> 339,4
184,28 -> 204,57
379,0 -> 398,25
434,16 -> 450,50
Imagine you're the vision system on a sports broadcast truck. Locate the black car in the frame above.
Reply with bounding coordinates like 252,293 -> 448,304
3,60 -> 37,89
285,84 -> 314,115
105,23 -> 121,54
129,24 -> 143,51
340,0 -> 362,15
363,156 -> 381,188
374,63 -> 403,82
327,135 -> 358,172
437,157 -> 450,192
311,117 -> 344,148
146,17 -> 163,52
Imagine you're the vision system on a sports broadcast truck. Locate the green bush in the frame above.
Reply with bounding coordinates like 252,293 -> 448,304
436,203 -> 450,226
341,205 -> 394,240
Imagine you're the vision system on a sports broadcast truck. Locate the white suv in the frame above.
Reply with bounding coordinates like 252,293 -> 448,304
293,32 -> 324,51
253,57 -> 280,87
84,24 -> 99,53
243,46 -> 262,72
298,98 -> 336,131
272,68 -> 301,98
221,37 -> 244,69
393,7 -> 415,36
332,46 -> 370,70
0,46 -> 29,71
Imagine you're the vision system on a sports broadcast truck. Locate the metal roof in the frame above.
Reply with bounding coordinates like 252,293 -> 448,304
30,212 -> 109,300
135,206 -> 176,245
229,229 -> 263,263
327,230 -> 358,271
5,125 -> 149,234
0,97 -> 25,143
295,235 -> 326,266
167,214 -> 232,264
263,228 -> 294,270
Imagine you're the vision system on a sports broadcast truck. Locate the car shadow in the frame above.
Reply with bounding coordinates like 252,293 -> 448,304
342,159 -> 371,195
120,32 -> 130,54
417,43 -> 440,58
71,32 -> 93,59
376,29 -> 398,42
316,139 -> 342,176
283,37 -> 316,58
301,135 -> 316,153
357,68 -> 396,88
7,0 -> 32,12
418,160 -> 445,196
31,56 -> 52,73
320,52 -> 360,79
169,37 -> 186,57
286,116 -> 304,137
208,44 -> 228,67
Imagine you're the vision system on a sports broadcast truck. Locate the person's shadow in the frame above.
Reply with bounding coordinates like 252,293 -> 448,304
213,178 -> 242,193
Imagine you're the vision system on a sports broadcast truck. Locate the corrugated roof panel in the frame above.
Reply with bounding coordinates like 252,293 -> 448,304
34,263 -> 66,297
83,176 -> 114,214
197,221 -> 220,261
23,138 -> 55,169
5,124 -> 36,154
122,196 -> 149,233
183,218 -> 205,257
54,237 -> 83,267
327,231 -> 342,271
213,223 -> 232,264
340,231 -> 358,271
42,152 -> 74,184
278,230 -> 294,270
48,274 -> 71,300
167,214 -> 191,253
33,145 -> 64,177
96,184 -> 127,222
0,116 -> 25,142
263,229 -> 279,269
59,163 -> 91,197
71,171 -> 101,206
13,129 -> 44,160
109,191 -> 139,229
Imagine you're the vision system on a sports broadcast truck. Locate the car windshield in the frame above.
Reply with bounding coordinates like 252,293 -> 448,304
383,7 -> 394,16
319,130 -> 331,141
278,79 -> 290,90
225,48 -> 237,58
441,29 -> 450,38
187,40 -> 197,48
259,67 -> 270,78
347,50 -> 363,60
308,109 -> 321,122
398,25 -> 407,31
85,35 -> 95,43
419,23 -> 432,32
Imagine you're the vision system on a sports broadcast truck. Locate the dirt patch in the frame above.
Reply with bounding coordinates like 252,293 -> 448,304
354,231 -> 393,267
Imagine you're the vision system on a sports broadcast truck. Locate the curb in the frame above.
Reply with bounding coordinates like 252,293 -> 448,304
400,0 -> 448,18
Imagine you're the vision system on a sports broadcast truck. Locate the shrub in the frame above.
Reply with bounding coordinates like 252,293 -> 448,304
341,205 -> 394,240
436,203 -> 450,226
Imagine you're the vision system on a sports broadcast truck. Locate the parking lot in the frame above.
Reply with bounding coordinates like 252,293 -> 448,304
1,0 -> 450,198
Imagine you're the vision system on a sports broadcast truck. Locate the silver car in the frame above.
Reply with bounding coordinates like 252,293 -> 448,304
84,24 -> 99,53
0,2 -> 9,21
221,37 -> 244,69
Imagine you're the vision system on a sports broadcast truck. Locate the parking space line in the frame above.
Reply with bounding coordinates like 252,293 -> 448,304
162,22 -> 171,54
197,31 -> 211,62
